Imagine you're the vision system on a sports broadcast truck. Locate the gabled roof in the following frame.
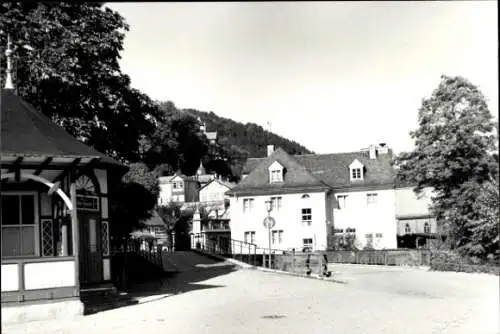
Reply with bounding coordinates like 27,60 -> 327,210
196,174 -> 216,183
1,90 -> 122,167
229,147 -> 330,195
236,148 -> 395,193
294,151 -> 395,189
141,210 -> 166,227
159,171 -> 194,183
349,158 -> 364,168
199,178 -> 235,192
242,158 -> 264,175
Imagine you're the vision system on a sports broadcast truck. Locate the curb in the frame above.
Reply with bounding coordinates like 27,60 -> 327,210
252,266 -> 346,284
193,250 -> 345,283
328,263 -> 431,271
192,249 -> 254,269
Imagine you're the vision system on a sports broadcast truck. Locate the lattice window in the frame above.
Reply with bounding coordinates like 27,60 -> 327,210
41,219 -> 54,257
101,221 -> 109,256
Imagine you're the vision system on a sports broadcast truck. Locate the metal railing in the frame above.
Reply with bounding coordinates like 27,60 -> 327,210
201,221 -> 230,231
191,233 -> 286,269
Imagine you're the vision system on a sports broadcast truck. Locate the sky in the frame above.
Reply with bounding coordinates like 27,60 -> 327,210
106,1 -> 498,155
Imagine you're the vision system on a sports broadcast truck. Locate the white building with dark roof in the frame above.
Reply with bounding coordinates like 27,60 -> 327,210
227,144 -> 400,251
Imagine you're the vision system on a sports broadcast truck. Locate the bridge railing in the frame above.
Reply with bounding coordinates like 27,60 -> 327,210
191,233 -> 288,269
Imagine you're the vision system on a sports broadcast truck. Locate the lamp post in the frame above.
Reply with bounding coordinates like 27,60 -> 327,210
263,199 -> 275,269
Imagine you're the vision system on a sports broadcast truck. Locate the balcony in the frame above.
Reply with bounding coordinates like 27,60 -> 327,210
201,220 -> 230,232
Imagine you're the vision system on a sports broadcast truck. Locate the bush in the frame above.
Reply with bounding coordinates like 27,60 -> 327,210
430,251 -> 499,275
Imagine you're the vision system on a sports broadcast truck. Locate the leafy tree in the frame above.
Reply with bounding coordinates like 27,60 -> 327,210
109,162 -> 159,287
0,2 -> 161,162
142,102 -> 209,175
157,202 -> 182,232
395,75 -> 499,261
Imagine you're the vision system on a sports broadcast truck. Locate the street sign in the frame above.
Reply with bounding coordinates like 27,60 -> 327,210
263,216 -> 276,229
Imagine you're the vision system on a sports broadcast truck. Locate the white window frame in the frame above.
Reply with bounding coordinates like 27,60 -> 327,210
301,208 -> 312,225
337,195 -> 348,209
270,169 -> 283,183
244,231 -> 256,244
268,161 -> 284,184
1,191 -> 40,258
270,196 -> 282,211
349,159 -> 364,181
303,238 -> 313,249
351,168 -> 362,180
367,193 -> 378,206
243,198 -> 254,213
424,222 -> 431,234
271,230 -> 283,245
405,223 -> 411,234
172,181 -> 183,190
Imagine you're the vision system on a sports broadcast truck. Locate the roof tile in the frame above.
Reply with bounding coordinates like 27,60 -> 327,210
236,147 -> 395,193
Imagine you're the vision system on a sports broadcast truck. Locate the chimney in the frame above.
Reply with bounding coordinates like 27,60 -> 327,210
267,145 -> 274,157
369,144 -> 377,159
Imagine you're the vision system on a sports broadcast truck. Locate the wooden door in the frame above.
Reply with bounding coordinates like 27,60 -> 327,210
79,213 -> 103,285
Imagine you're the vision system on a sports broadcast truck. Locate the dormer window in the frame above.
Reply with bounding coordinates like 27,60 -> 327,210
270,170 -> 282,182
268,161 -> 284,183
349,159 -> 364,181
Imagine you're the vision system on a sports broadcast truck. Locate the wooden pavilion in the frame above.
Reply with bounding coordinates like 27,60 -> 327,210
1,40 -> 127,323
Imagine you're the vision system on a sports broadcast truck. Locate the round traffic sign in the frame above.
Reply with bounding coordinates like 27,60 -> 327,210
263,216 -> 276,229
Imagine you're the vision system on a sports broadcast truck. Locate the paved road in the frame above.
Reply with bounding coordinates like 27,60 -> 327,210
3,259 -> 499,334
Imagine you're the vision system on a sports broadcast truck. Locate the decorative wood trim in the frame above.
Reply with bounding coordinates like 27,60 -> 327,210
34,157 -> 53,176
1,164 -> 74,171
73,158 -> 101,183
41,219 -> 54,257
53,158 -> 81,184
7,157 -> 23,173
101,221 -> 110,256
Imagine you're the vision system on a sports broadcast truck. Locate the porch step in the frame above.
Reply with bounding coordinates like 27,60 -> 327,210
80,286 -> 117,298
81,288 -> 138,315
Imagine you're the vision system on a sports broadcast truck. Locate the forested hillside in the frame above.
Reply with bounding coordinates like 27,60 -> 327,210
183,108 -> 313,158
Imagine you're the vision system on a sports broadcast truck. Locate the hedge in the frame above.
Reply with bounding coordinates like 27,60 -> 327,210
430,251 -> 499,275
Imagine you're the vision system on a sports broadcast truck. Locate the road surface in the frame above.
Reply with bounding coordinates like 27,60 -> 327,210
3,254 -> 499,334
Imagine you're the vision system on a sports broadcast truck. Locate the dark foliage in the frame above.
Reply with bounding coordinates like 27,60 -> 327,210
1,3 -> 161,163
395,75 -> 499,261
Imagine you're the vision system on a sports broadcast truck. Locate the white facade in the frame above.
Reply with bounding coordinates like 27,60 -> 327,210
230,144 -> 410,251
158,177 -> 173,205
333,188 -> 398,249
230,190 -> 331,252
395,187 -> 434,218
158,175 -> 187,205
395,187 -> 437,235
199,180 -> 231,203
